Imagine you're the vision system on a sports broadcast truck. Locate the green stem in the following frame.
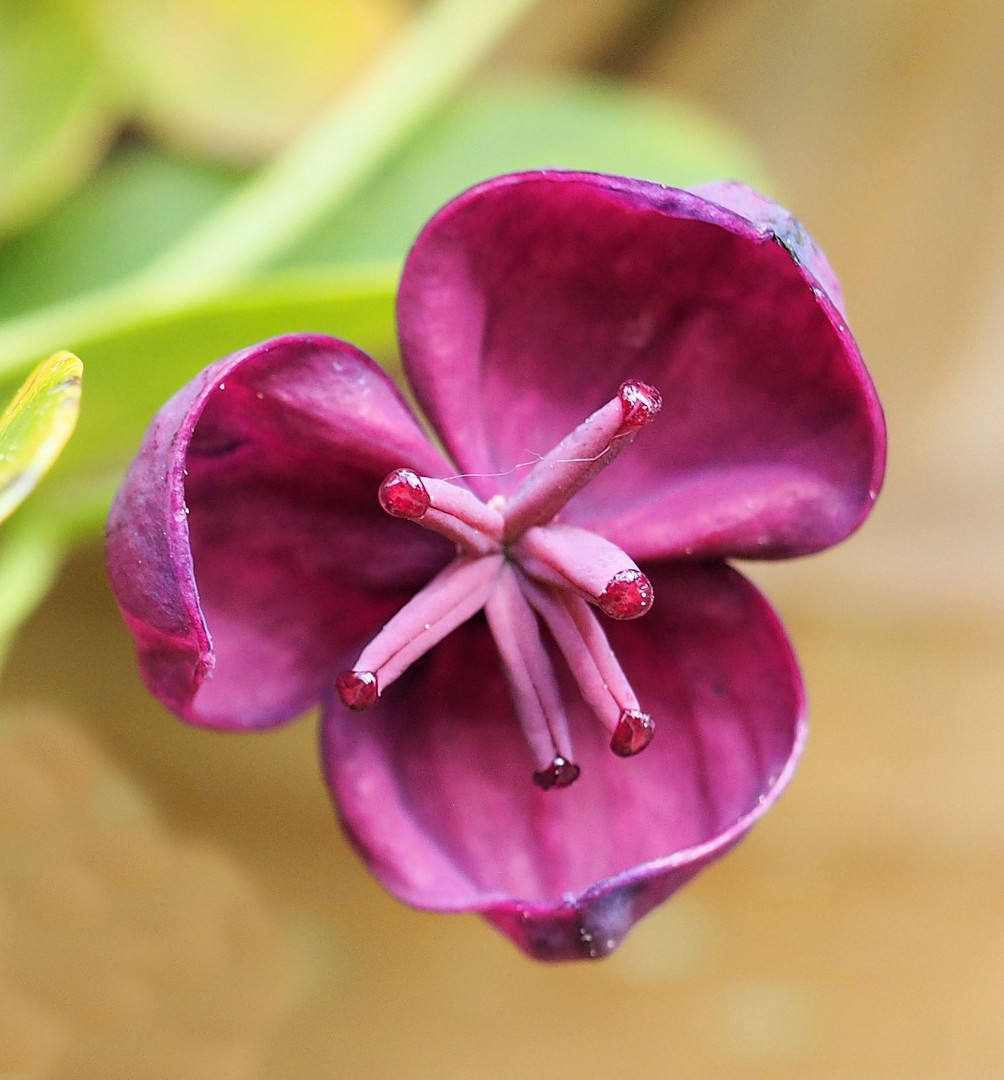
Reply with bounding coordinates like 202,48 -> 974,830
0,0 -> 538,373
135,0 -> 537,295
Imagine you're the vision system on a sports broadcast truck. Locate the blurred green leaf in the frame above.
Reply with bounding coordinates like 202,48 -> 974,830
0,351 -> 82,525
0,0 -> 116,239
0,350 -> 84,669
0,266 -> 398,485
282,75 -> 770,266
0,514 -> 64,668
82,0 -> 408,163
0,145 -> 246,322
0,466 -> 141,671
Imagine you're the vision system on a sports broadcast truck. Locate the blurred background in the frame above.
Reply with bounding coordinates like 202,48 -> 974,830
1,0 -> 1002,1076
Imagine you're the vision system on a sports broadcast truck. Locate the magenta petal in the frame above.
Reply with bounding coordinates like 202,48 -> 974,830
321,560 -> 805,961
106,334 -> 454,729
397,171 -> 885,559
692,180 -> 850,317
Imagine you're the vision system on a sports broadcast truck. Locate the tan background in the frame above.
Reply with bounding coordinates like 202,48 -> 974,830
3,1 -> 1002,1076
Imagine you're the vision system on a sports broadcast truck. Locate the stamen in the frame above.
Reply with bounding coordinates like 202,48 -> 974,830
483,563 -> 579,789
512,524 -> 654,620
610,711 -> 655,756
336,554 -> 503,709
598,569 -> 654,620
419,476 -> 506,539
351,379 -> 662,777
379,469 -> 503,556
379,469 -> 430,518
519,578 -> 654,756
502,380 -> 661,541
335,670 -> 379,711
533,757 -> 581,790
619,380 -> 662,428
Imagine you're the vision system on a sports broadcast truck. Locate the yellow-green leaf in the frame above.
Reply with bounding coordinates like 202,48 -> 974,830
0,0 -> 115,238
83,0 -> 408,162
0,351 -> 83,524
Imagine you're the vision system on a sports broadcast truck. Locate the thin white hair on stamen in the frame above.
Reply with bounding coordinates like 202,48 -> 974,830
439,455 -> 543,485
439,434 -> 627,486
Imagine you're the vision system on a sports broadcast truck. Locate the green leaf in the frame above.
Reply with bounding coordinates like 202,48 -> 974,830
0,466 -> 132,672
81,0 -> 407,162
0,266 -> 398,486
0,145 -> 246,322
0,351 -> 82,525
0,0 -> 116,239
0,515 -> 65,670
282,75 -> 771,266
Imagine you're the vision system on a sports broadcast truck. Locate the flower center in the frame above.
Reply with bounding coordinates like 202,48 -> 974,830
335,381 -> 662,790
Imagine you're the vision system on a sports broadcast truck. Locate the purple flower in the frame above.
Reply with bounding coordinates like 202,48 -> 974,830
107,172 -> 885,961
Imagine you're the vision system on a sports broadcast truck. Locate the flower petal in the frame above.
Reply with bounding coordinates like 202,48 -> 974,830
321,559 -> 805,961
692,180 -> 849,317
106,333 -> 453,729
397,171 -> 884,559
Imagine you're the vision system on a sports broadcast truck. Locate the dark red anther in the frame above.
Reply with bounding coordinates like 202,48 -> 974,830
618,381 -> 662,429
610,710 -> 655,756
598,569 -> 654,620
532,757 -> 581,791
335,670 -> 379,710
379,469 -> 430,519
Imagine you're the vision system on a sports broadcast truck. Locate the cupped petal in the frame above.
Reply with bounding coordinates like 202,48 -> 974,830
106,333 -> 454,729
692,180 -> 849,317
397,171 -> 885,560
321,559 -> 805,961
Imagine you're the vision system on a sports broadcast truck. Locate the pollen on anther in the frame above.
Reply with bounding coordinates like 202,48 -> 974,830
533,757 -> 581,790
379,469 -> 430,519
610,710 -> 655,756
598,569 -> 654,620
618,380 -> 662,428
336,670 -> 379,710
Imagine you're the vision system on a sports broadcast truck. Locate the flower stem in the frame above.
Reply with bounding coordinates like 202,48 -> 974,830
0,0 -> 538,374
133,0 -> 538,295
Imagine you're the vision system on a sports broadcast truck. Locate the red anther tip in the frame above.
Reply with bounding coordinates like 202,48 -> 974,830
335,670 -> 379,710
610,710 -> 655,756
618,381 -> 662,428
379,469 -> 430,519
598,569 -> 654,620
532,757 -> 581,791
